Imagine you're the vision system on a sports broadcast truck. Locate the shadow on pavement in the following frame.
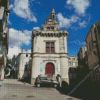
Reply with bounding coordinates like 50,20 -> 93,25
19,78 -> 31,84
56,81 -> 100,100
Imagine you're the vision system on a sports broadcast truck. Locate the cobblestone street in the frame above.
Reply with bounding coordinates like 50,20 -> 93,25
0,79 -> 81,100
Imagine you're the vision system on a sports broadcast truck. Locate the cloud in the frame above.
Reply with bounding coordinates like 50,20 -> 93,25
79,21 -> 87,28
57,13 -> 80,28
9,4 -> 13,9
66,0 -> 90,15
8,19 -> 12,25
9,28 -> 32,47
8,46 -> 21,59
11,0 -> 37,22
68,40 -> 86,46
8,28 -> 32,59
33,27 -> 40,30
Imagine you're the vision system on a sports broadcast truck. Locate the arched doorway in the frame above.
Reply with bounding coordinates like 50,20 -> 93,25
45,63 -> 55,77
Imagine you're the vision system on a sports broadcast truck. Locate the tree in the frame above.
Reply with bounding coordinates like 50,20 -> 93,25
4,68 -> 9,75
6,57 -> 13,69
5,57 -> 13,75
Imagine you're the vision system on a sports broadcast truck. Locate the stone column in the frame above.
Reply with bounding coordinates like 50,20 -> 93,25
60,55 -> 69,85
31,57 -> 40,85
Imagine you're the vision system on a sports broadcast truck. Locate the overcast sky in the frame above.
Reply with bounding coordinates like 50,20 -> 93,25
8,0 -> 99,59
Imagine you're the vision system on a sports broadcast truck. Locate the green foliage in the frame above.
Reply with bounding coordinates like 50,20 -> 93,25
6,57 -> 13,69
4,68 -> 9,75
5,57 -> 14,75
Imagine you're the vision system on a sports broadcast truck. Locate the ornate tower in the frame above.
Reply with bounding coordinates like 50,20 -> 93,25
31,9 -> 69,85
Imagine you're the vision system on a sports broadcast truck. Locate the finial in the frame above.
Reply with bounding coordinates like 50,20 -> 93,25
52,8 -> 55,13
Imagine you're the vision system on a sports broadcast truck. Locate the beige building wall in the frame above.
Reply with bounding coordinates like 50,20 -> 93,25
0,0 -> 10,80
13,49 -> 32,79
31,9 -> 69,85
68,56 -> 78,68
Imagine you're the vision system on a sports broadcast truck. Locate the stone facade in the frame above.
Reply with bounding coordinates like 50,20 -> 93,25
85,20 -> 100,83
78,46 -> 87,70
68,56 -> 78,68
68,56 -> 78,86
31,9 -> 69,85
0,0 -> 10,80
12,49 -> 32,79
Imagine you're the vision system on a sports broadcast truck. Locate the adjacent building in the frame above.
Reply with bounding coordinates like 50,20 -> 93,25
68,56 -> 78,86
85,20 -> 100,83
68,56 -> 78,68
31,9 -> 69,85
0,0 -> 10,80
12,49 -> 32,79
77,46 -> 88,72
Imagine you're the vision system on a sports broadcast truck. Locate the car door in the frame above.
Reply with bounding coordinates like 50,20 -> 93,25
46,78 -> 52,86
40,77 -> 48,86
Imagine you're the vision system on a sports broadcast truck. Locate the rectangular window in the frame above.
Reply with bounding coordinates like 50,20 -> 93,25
46,42 -> 55,53
46,47 -> 50,53
46,42 -> 50,47
68,57 -> 71,60
73,63 -> 75,66
73,58 -> 75,61
51,27 -> 54,30
47,27 -> 50,30
68,62 -> 71,66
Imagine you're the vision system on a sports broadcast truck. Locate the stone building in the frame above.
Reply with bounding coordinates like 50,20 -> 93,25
68,56 -> 78,68
85,20 -> 100,83
78,46 -> 87,70
31,9 -> 69,85
77,46 -> 89,83
0,0 -> 10,80
12,49 -> 32,79
68,56 -> 78,86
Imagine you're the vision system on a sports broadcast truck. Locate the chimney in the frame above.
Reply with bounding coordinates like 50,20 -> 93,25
21,49 -> 25,53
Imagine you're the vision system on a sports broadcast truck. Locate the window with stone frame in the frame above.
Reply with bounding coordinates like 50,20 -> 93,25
47,27 -> 50,30
73,62 -> 75,66
51,27 -> 54,30
72,58 -> 75,61
26,54 -> 28,57
46,42 -> 55,53
68,57 -> 71,60
68,62 -> 71,66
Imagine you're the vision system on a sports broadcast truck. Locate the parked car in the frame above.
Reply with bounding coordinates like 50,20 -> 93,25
34,76 -> 59,88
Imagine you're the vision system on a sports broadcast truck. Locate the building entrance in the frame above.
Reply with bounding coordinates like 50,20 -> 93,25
45,63 -> 55,77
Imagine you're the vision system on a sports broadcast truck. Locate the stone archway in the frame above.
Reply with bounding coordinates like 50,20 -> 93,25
45,63 -> 55,75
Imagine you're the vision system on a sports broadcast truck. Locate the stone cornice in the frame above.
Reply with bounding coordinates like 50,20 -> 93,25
32,52 -> 68,55
32,56 -> 68,58
32,32 -> 69,37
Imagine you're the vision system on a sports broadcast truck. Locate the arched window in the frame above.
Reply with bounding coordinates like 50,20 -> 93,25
53,15 -> 54,19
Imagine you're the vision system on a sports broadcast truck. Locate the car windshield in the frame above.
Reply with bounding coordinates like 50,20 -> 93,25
41,77 -> 47,80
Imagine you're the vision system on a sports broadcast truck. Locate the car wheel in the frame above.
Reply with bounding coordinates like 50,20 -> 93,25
54,84 -> 58,88
37,83 -> 40,87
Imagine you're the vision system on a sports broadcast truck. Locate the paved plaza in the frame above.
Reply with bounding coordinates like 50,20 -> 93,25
0,79 -> 81,100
